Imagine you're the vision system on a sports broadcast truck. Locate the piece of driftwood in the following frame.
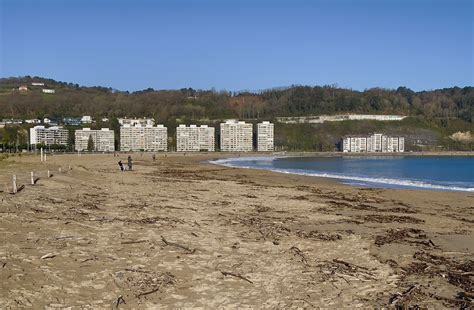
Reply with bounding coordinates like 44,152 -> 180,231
333,258 -> 370,271
389,285 -> 419,306
136,288 -> 161,298
40,253 -> 56,259
220,271 -> 253,284
121,239 -> 148,245
161,236 -> 195,254
290,246 -> 309,266
115,295 -> 126,308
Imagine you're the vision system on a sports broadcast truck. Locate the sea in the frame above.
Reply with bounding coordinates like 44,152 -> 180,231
211,155 -> 474,192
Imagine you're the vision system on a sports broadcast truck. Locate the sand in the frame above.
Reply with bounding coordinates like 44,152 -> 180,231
0,153 -> 472,308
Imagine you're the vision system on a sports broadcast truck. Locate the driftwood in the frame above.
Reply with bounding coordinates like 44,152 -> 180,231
40,253 -> 56,259
121,239 -> 148,245
220,271 -> 254,284
333,259 -> 370,271
136,288 -> 161,298
290,246 -> 309,266
115,295 -> 126,308
161,236 -> 196,254
389,285 -> 419,306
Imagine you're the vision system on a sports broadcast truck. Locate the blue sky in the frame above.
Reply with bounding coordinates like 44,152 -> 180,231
1,0 -> 472,91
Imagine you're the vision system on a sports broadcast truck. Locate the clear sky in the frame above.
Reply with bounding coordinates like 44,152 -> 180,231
1,0 -> 472,91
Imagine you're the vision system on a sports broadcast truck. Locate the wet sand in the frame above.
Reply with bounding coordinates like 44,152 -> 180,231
0,153 -> 472,308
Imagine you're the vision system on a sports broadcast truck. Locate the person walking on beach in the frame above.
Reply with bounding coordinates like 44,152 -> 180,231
127,155 -> 133,171
118,160 -> 124,172
152,154 -> 156,161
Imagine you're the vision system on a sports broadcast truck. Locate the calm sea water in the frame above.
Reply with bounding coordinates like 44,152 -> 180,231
211,156 -> 474,192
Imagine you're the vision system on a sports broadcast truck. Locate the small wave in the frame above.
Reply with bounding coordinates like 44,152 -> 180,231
210,156 -> 280,165
210,157 -> 474,192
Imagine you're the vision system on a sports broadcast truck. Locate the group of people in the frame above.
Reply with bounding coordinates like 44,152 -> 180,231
117,154 -> 158,172
118,155 -> 133,172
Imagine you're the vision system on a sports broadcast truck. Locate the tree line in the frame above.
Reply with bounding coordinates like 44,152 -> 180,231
0,76 -> 472,151
1,76 -> 472,123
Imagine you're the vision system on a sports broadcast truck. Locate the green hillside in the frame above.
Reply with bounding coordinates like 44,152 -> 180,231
1,76 -> 473,151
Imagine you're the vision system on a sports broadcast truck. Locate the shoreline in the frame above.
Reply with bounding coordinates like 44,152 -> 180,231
209,154 -> 474,193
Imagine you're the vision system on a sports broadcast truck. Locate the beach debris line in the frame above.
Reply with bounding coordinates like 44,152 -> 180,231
296,230 -> 342,241
318,258 -> 376,283
374,228 -> 431,247
160,236 -> 196,254
114,269 -> 176,299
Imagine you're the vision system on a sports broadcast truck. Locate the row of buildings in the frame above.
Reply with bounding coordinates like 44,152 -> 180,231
0,116 -> 96,127
28,120 -> 275,152
342,134 -> 405,153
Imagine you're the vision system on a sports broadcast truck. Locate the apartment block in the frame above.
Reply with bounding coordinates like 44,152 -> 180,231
75,128 -> 115,152
29,126 -> 68,146
176,124 -> 215,152
118,117 -> 155,127
342,133 -> 405,153
220,120 -> 253,152
120,124 -> 167,151
257,121 -> 274,152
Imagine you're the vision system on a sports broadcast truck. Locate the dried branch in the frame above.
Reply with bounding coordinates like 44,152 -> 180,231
161,236 -> 195,254
221,271 -> 253,284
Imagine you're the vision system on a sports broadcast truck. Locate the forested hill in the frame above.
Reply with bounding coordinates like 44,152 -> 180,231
1,76 -> 473,123
1,76 -> 473,151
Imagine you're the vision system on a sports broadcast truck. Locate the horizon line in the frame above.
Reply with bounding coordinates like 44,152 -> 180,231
1,75 -> 473,94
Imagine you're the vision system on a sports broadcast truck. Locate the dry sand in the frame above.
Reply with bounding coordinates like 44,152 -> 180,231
0,153 -> 472,309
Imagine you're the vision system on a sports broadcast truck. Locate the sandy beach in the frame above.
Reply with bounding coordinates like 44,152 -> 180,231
0,153 -> 472,308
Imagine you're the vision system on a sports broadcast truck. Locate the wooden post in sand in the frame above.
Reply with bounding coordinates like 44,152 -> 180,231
30,172 -> 34,185
44,154 -> 47,162
58,167 -> 62,173
47,170 -> 51,178
40,148 -> 44,162
12,175 -> 17,194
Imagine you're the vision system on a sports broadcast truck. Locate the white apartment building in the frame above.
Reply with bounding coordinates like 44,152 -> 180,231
118,117 -> 155,127
74,128 -> 115,152
120,124 -> 167,151
277,114 -> 407,124
257,121 -> 274,152
42,89 -> 55,94
81,115 -> 93,123
29,126 -> 68,146
176,124 -> 215,152
398,137 -> 405,152
25,119 -> 41,124
31,82 -> 45,86
342,133 -> 405,153
220,120 -> 253,152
